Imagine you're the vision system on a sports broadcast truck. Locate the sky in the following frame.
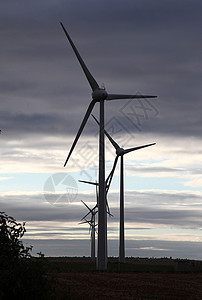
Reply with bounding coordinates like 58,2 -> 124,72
1,0 -> 202,259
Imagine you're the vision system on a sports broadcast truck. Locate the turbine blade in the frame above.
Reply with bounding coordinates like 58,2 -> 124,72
64,100 -> 96,167
107,208 -> 114,218
80,219 -> 92,227
123,143 -> 156,154
92,204 -> 98,211
92,114 -> 120,150
79,180 -> 98,186
81,200 -> 92,212
79,220 -> 90,225
81,211 -> 91,221
106,155 -> 119,194
60,22 -> 99,91
106,94 -> 157,100
106,197 -> 113,217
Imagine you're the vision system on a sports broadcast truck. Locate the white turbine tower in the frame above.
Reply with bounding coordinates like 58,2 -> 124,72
60,22 -> 157,270
92,115 -> 156,263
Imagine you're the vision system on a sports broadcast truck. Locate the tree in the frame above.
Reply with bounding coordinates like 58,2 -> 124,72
0,212 -> 53,299
0,212 -> 32,268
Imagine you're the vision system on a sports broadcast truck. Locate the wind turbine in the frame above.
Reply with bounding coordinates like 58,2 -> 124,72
79,179 -> 113,261
60,22 -> 157,270
79,174 -> 114,218
79,200 -> 97,261
79,180 -> 99,219
92,115 -> 155,263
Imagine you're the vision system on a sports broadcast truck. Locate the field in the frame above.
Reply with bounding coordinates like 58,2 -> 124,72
44,257 -> 202,299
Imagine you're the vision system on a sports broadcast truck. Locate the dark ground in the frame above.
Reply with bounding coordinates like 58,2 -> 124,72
44,257 -> 202,299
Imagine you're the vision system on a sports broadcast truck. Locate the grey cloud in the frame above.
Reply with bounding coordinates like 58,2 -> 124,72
0,111 -> 68,134
0,191 -> 97,223
22,238 -> 202,259
108,206 -> 202,229
127,166 -> 186,175
127,208 -> 202,228
22,239 -> 92,257
189,168 -> 202,175
108,190 -> 202,228
1,0 -> 202,259
1,189 -> 202,228
125,239 -> 202,260
1,0 -> 201,139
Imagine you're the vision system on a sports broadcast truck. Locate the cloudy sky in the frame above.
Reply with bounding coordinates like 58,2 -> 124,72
1,0 -> 202,259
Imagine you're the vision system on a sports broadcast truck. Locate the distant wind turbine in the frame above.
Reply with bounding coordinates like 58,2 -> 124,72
79,200 -> 97,261
79,175 -> 114,218
60,22 -> 157,269
92,114 -> 156,263
79,177 -> 113,260
79,178 -> 112,261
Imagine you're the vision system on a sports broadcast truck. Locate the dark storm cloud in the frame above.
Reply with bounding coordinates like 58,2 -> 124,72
1,0 -> 202,139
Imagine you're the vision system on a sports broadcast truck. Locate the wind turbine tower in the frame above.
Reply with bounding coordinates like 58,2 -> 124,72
60,22 -> 157,269
92,115 -> 156,263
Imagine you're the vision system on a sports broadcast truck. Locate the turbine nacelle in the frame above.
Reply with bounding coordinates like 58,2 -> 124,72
92,88 -> 108,101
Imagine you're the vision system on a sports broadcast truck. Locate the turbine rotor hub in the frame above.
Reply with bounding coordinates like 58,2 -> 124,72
116,148 -> 124,156
92,88 -> 108,101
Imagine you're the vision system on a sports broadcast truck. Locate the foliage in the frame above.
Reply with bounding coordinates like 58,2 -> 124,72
0,211 -> 54,299
0,211 -> 32,268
